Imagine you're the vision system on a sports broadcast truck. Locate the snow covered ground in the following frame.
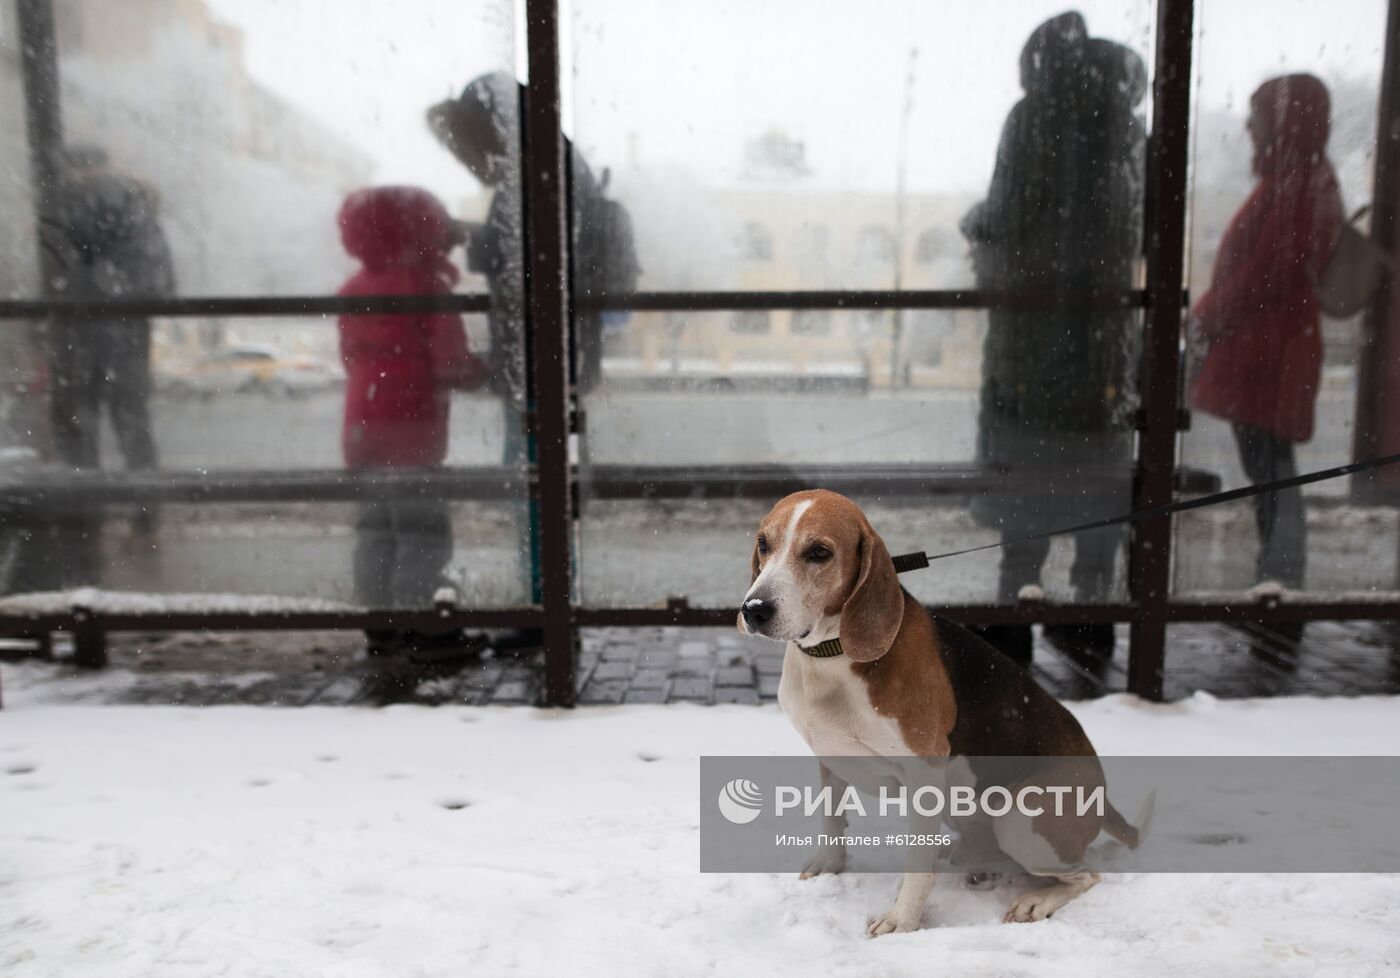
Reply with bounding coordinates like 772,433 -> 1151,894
2,687 -> 1399,977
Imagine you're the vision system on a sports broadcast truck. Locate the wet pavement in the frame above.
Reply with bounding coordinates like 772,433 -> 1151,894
4,619 -> 1398,708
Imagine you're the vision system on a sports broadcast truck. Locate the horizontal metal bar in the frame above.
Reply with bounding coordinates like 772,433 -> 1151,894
581,464 -> 1221,500
575,601 -> 1400,627
0,467 -> 530,506
1161,602 -> 1400,623
0,293 -> 491,321
0,288 -> 1194,322
579,288 -> 1158,312
6,599 -> 1397,638
0,463 -> 1221,508
573,605 -> 1136,628
0,608 -> 543,634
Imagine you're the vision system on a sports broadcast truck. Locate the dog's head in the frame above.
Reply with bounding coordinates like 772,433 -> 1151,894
738,490 -> 903,661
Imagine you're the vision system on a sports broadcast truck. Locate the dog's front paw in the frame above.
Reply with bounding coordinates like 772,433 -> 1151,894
1003,889 -> 1058,923
798,844 -> 846,880
866,910 -> 919,938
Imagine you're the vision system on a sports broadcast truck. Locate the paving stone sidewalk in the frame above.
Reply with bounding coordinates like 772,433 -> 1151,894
3,621 -> 1397,708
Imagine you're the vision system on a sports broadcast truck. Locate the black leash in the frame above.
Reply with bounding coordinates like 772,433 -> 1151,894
796,450 -> 1400,658
886,450 -> 1400,573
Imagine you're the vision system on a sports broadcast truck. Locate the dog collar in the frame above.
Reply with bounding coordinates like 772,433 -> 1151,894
798,638 -> 844,658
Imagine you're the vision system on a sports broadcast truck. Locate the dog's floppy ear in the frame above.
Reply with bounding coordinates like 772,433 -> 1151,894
839,523 -> 903,662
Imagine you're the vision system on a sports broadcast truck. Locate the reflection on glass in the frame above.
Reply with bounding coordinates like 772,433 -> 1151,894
960,11 -> 1146,658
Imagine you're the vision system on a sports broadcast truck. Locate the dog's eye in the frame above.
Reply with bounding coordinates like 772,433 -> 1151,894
756,535 -> 769,556
806,545 -> 832,563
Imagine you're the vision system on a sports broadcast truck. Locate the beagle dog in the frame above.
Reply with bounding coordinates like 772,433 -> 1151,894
739,489 -> 1142,935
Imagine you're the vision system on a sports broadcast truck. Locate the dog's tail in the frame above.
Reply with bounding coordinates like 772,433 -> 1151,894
1103,791 -> 1155,850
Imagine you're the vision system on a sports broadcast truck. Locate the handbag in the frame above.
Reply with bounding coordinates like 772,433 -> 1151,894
1315,204 -> 1392,319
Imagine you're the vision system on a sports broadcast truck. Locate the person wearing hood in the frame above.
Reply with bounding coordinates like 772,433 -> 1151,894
1190,74 -> 1343,612
47,145 -> 174,476
426,72 -> 548,651
426,71 -> 622,405
427,71 -> 638,652
38,145 -> 174,587
960,12 -> 1147,667
337,186 -> 487,654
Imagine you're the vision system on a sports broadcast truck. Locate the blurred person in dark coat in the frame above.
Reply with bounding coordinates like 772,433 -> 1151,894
427,72 -> 633,408
427,72 -> 638,652
428,73 -> 543,646
960,12 -> 1146,665
30,146 -> 174,586
46,145 -> 174,474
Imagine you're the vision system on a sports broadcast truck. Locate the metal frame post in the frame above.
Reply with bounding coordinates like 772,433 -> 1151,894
523,0 -> 577,706
17,0 -> 64,294
1352,0 -> 1400,499
70,607 -> 107,670
1126,0 -> 1195,700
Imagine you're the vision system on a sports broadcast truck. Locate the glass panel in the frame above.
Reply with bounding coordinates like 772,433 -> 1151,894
0,500 -> 527,609
0,3 -> 533,612
0,2 -> 37,300
8,314 -> 516,472
576,309 -> 1144,608
572,2 -> 1155,613
1174,0 -> 1394,596
3,0 -> 517,298
0,307 -> 531,609
0,0 -> 44,478
568,0 -> 1154,292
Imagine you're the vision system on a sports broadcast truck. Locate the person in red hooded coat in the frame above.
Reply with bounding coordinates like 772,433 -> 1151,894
337,186 -> 487,636
1190,74 -> 1343,591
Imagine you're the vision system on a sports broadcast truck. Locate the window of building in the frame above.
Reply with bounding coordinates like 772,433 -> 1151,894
739,222 -> 773,261
916,226 -> 958,263
856,225 -> 896,264
729,310 -> 770,334
790,309 -> 831,336
793,223 -> 830,261
854,308 -> 890,338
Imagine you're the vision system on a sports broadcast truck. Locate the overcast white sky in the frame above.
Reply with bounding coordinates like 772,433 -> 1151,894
203,0 -> 1386,198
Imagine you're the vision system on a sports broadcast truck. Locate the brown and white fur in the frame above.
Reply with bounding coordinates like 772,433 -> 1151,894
739,490 -> 1143,936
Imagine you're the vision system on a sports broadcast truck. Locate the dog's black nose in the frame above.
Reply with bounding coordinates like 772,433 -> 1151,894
742,597 -> 775,628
